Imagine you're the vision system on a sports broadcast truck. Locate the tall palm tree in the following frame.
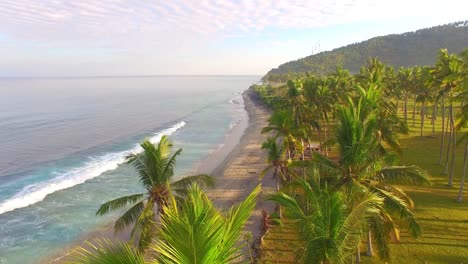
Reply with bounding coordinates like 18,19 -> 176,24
414,68 -> 432,137
67,184 -> 260,264
96,136 -> 213,250
260,137 -> 288,191
310,97 -> 430,259
303,76 -> 336,155
455,65 -> 468,202
397,67 -> 414,123
262,110 -> 298,160
269,179 -> 384,264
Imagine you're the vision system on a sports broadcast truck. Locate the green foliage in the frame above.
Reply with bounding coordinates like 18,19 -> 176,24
269,179 -> 384,264
154,184 -> 261,264
68,185 -> 260,264
96,136 -> 213,251
263,21 -> 468,81
66,239 -> 146,264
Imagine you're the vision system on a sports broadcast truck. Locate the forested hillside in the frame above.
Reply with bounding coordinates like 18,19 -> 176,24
264,21 -> 468,82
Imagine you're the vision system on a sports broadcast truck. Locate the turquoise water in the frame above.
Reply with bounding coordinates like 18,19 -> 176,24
0,76 -> 258,263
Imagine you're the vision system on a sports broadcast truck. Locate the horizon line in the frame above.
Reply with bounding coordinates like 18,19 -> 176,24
0,74 -> 263,80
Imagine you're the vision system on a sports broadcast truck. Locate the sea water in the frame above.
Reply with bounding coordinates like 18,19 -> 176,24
0,75 -> 258,263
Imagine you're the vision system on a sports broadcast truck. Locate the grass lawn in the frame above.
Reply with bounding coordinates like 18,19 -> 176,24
259,103 -> 468,263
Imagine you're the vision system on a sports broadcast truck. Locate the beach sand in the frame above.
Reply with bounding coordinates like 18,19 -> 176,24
46,87 -> 274,263
208,88 -> 276,258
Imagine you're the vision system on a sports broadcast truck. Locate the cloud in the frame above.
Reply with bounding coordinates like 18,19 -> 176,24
1,0 -> 466,41
0,0 -> 466,76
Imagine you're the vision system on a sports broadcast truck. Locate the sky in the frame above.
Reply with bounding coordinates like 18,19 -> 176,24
0,0 -> 467,77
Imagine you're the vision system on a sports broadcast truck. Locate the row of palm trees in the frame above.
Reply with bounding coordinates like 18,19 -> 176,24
254,50 -> 466,262
259,80 -> 431,262
255,48 -> 467,203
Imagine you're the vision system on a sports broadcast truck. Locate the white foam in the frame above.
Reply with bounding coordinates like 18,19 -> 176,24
0,121 -> 186,215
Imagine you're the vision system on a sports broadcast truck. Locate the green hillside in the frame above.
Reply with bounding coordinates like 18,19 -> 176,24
264,21 -> 468,82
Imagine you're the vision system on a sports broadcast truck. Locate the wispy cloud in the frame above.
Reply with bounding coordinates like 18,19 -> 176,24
2,0 -> 465,41
0,0 -> 466,76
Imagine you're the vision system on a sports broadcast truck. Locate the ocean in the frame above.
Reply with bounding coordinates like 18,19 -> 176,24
0,75 -> 259,263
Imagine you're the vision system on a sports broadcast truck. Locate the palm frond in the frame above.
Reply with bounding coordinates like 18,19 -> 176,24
366,184 -> 422,238
171,174 -> 214,190
114,200 -> 145,233
218,185 -> 261,262
65,239 -> 145,264
379,166 -> 431,186
96,193 -> 145,216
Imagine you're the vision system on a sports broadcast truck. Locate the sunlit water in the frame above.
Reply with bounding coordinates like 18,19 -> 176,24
0,75 -> 258,263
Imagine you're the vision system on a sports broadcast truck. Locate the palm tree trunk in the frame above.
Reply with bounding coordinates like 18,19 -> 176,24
444,107 -> 452,175
356,244 -> 361,263
413,95 -> 417,127
457,142 -> 468,203
277,168 -> 283,219
420,102 -> 425,137
274,168 -> 279,192
301,139 -> 306,179
448,107 -> 456,187
396,100 -> 399,113
432,103 -> 436,133
318,129 -> 323,155
366,230 -> 374,256
438,97 -> 445,164
404,95 -> 408,122
324,127 -> 329,156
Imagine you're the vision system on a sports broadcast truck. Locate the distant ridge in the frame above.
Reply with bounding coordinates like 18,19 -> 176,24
264,21 -> 468,80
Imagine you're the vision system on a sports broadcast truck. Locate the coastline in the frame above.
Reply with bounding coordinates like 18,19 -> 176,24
44,87 -> 273,263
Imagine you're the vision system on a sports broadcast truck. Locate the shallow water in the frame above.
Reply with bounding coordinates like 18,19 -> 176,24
0,75 -> 258,263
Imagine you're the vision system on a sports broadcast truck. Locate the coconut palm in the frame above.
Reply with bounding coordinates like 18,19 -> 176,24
303,76 -> 336,155
432,49 -> 465,184
308,96 -> 430,259
96,136 -> 214,250
268,179 -> 384,264
260,137 -> 288,191
397,67 -> 414,123
67,184 -> 260,264
154,184 -> 260,263
262,110 -> 298,160
455,65 -> 468,202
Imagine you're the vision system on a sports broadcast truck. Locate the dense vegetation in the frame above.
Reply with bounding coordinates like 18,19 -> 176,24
264,21 -> 468,83
256,48 -> 467,263
66,48 -> 466,263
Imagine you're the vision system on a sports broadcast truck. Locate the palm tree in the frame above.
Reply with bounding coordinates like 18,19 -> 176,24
310,96 -> 430,259
303,76 -> 336,155
269,179 -> 384,264
414,68 -> 432,137
262,110 -> 298,160
260,137 -> 288,191
154,184 -> 260,263
456,67 -> 468,202
397,67 -> 414,123
67,184 -> 260,264
96,136 -> 213,250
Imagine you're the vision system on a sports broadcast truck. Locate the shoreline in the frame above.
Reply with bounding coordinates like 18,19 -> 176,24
44,87 -> 273,263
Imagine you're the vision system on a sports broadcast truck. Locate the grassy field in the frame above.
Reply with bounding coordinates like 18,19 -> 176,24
259,103 -> 468,264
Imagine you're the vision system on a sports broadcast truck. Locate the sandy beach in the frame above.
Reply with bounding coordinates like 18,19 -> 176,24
46,87 -> 274,263
208,88 -> 276,256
